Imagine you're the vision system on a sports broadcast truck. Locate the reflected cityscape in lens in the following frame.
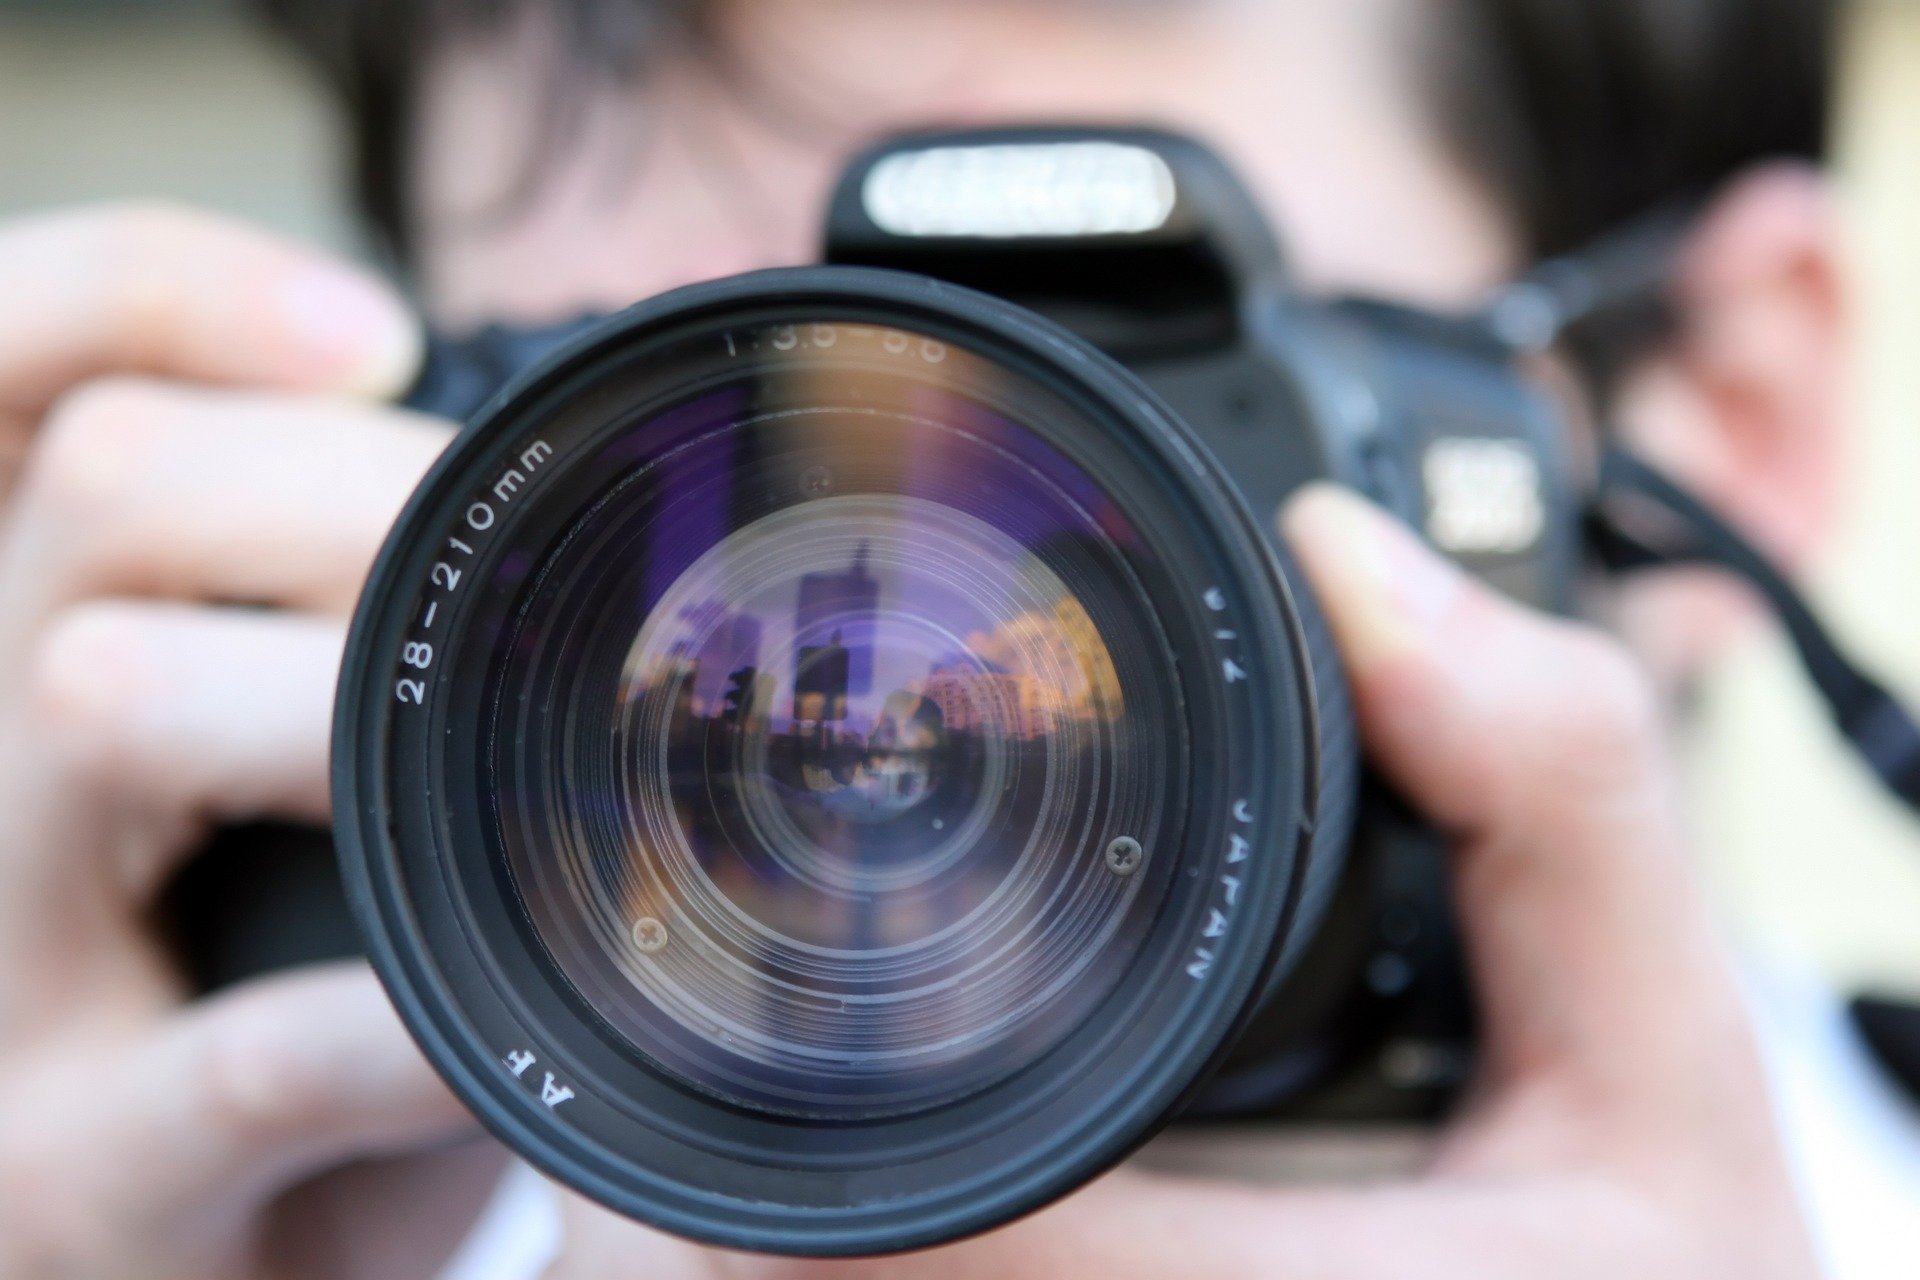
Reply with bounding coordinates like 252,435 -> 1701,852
621,496 -> 1125,936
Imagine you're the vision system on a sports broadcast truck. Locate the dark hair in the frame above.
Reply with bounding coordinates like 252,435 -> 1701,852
251,0 -> 1837,271
1425,0 -> 1836,260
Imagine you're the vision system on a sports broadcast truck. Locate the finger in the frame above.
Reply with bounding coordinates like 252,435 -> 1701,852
15,603 -> 343,906
1280,485 -> 1751,1104
123,964 -> 474,1217
1,380 -> 451,638
266,1140 -> 516,1280
544,1195 -> 718,1280
29,599 -> 342,822
0,203 -> 419,418
699,1169 -> 1686,1280
0,604 -> 346,1019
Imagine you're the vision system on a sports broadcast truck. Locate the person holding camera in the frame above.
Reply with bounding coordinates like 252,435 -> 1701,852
0,1 -> 1864,1276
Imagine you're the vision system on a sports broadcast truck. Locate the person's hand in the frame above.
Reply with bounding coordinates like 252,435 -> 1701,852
544,484 -> 1823,1280
0,204 -> 487,1280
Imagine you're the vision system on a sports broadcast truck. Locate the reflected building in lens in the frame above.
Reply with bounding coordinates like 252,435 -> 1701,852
922,662 -> 1056,740
690,608 -> 763,717
793,633 -> 852,724
794,543 -> 880,702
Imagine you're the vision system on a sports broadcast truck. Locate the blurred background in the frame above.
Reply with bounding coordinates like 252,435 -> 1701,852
0,0 -> 351,252
2,0 -> 1917,994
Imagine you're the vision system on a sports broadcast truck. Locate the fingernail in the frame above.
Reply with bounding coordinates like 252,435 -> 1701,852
276,262 -> 421,398
1280,483 -> 1464,670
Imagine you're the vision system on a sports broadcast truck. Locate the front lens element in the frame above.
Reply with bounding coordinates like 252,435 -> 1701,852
490,323 -> 1180,1116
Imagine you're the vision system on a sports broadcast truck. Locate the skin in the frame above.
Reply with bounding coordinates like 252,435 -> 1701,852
0,0 -> 1846,1276
0,206 -> 474,1279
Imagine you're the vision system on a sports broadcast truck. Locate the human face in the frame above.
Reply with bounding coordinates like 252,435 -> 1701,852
408,0 -> 1849,699
411,0 -> 1516,328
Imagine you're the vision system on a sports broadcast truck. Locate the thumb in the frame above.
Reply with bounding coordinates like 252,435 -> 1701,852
1280,484 -> 1746,1103
120,963 -> 475,1213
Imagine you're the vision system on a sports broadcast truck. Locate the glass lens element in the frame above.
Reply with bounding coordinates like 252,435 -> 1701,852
490,322 -> 1180,1117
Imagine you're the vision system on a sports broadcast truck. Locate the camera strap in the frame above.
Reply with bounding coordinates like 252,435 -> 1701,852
1587,444 -> 1920,814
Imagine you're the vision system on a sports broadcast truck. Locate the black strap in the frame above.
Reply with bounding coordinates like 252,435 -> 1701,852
1588,445 -> 1920,812
1851,995 -> 1920,1106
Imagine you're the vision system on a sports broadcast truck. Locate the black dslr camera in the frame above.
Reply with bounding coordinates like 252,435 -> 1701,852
326,127 -> 1581,1255
188,126 -> 1920,1257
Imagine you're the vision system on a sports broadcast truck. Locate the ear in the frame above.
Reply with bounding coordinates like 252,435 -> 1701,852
1605,162 -> 1848,685
1614,161 -> 1848,573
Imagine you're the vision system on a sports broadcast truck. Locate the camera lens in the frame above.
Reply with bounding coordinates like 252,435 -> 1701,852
336,269 -> 1347,1254
495,368 -> 1172,1119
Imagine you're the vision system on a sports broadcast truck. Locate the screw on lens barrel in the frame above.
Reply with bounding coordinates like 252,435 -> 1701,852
799,465 -> 834,497
1104,836 -> 1143,876
631,917 -> 669,954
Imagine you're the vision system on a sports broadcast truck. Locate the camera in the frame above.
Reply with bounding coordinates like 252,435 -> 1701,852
319,127 -> 1592,1255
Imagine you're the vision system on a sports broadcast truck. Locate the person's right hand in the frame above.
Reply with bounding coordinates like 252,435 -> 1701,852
0,204 -> 486,1280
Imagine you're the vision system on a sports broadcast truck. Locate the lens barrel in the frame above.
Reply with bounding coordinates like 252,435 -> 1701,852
334,268 -> 1349,1254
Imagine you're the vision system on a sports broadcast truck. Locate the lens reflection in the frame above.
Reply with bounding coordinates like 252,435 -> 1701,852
492,323 -> 1179,1116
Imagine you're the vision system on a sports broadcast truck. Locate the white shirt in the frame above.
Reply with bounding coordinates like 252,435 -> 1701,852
1749,959 -> 1920,1279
